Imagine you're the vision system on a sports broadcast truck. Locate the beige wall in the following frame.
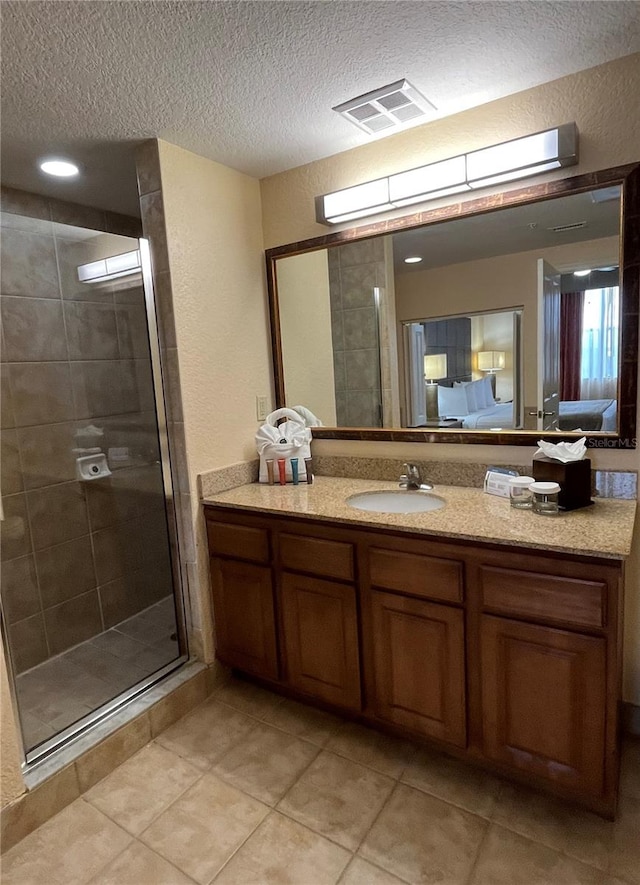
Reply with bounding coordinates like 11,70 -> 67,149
157,140 -> 270,661
277,250 -> 336,424
260,53 -> 640,704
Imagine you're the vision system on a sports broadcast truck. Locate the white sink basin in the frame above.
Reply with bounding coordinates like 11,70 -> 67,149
346,489 -> 446,514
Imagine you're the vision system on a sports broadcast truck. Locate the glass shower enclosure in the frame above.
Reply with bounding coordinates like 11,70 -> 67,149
0,206 -> 186,763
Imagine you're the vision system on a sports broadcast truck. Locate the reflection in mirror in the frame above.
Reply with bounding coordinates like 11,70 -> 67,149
273,182 -> 623,438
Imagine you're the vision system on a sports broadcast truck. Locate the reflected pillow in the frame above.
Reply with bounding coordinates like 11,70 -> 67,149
482,374 -> 496,407
455,378 -> 489,411
438,385 -> 469,416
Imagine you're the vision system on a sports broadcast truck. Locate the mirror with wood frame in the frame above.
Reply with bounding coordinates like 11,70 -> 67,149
266,164 -> 639,447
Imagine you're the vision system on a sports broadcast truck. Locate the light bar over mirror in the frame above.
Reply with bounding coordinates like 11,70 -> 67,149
316,123 -> 578,225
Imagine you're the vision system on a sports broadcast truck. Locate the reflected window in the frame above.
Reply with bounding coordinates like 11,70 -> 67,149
581,287 -> 619,399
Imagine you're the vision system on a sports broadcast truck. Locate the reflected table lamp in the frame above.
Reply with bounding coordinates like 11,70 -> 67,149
477,351 -> 505,396
424,353 -> 447,421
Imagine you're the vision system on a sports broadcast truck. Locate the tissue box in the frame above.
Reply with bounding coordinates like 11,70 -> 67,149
531,456 -> 592,511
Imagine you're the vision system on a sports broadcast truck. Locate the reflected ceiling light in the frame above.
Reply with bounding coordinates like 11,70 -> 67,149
316,123 -> 578,225
573,269 -> 592,277
39,158 -> 80,178
404,256 -> 423,264
77,250 -> 141,284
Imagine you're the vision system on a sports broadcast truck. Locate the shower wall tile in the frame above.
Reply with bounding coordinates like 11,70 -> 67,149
0,228 -> 60,299
1,365 -> 16,427
70,361 -> 134,419
55,236 -> 114,304
153,271 -> 176,349
9,613 -> 49,672
1,297 -> 68,362
116,302 -> 151,359
85,474 -> 139,532
345,349 -> 381,390
36,535 -> 97,608
98,577 -> 139,629
343,307 -> 378,350
64,301 -> 119,360
27,481 -> 89,550
92,519 -> 143,585
104,211 -> 143,239
9,362 -> 75,427
49,200 -> 106,231
44,589 -> 103,656
17,422 -> 77,489
0,493 -> 32,560
139,191 -> 169,273
341,264 -> 379,309
1,429 -> 24,494
1,555 -> 40,623
0,186 -> 50,229
164,349 -> 183,422
127,359 -> 155,413
136,140 -> 162,197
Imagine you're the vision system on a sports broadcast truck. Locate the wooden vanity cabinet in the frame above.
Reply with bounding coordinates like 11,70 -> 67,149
204,505 -> 624,816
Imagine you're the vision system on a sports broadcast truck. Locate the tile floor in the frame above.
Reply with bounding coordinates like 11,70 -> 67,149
3,676 -> 639,885
16,597 -> 180,750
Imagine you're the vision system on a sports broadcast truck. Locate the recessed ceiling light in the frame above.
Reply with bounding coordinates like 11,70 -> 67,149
574,269 -> 592,277
39,158 -> 80,178
404,256 -> 423,264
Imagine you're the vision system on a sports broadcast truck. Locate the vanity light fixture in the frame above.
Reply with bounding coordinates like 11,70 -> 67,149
404,256 -> 423,264
316,123 -> 578,225
77,249 -> 141,284
39,158 -> 80,178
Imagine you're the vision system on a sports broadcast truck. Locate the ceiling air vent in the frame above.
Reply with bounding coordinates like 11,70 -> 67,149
333,79 -> 436,135
548,221 -> 587,233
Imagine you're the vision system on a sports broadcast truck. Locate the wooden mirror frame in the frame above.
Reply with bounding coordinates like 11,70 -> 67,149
266,163 -> 639,448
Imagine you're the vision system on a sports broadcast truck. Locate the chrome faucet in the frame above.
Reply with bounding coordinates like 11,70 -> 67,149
399,462 -> 434,491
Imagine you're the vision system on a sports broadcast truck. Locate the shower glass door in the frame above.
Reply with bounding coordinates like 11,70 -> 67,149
0,207 -> 186,761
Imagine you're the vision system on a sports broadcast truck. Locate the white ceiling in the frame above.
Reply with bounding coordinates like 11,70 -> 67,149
2,1 -> 640,217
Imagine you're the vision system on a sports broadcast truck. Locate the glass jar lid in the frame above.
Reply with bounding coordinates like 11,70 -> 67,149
529,481 -> 561,493
509,475 -> 535,488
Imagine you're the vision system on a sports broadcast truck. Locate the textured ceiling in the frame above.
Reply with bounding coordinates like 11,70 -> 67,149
2,0 -> 640,216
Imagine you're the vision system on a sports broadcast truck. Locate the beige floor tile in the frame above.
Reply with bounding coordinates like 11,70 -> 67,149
2,799 -> 132,885
88,840 -> 193,885
610,795 -> 640,884
360,783 -> 487,885
215,678 -> 285,719
340,857 -> 408,885
326,721 -> 416,779
620,738 -> 640,800
214,811 -> 351,884
401,747 -> 502,818
262,696 -> 343,746
156,697 -> 258,770
141,772 -> 269,884
212,721 -> 320,805
469,825 -> 605,885
490,781 -> 613,871
278,750 -> 394,851
85,742 -> 201,835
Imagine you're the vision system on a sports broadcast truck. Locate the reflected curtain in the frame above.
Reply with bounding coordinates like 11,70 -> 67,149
560,291 -> 583,401
580,287 -> 619,400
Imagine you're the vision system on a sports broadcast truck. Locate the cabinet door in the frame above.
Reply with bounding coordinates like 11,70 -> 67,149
281,573 -> 361,710
480,615 -> 606,795
210,558 -> 279,680
371,590 -> 466,746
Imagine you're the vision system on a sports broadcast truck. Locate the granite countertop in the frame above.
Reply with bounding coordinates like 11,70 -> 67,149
202,476 -> 637,560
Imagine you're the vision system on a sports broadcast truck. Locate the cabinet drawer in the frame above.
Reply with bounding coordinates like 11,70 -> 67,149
369,547 -> 463,604
280,533 -> 354,581
206,520 -> 270,563
479,566 -> 606,629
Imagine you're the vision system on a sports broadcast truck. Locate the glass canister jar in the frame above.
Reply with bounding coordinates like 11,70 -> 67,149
529,481 -> 561,516
509,476 -> 535,509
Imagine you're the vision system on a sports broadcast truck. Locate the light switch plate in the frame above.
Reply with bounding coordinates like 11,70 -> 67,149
256,395 -> 269,421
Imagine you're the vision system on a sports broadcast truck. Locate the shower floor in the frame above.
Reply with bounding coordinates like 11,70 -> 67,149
15,596 -> 180,752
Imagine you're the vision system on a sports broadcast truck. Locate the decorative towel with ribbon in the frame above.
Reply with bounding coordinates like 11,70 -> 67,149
255,408 -> 312,483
